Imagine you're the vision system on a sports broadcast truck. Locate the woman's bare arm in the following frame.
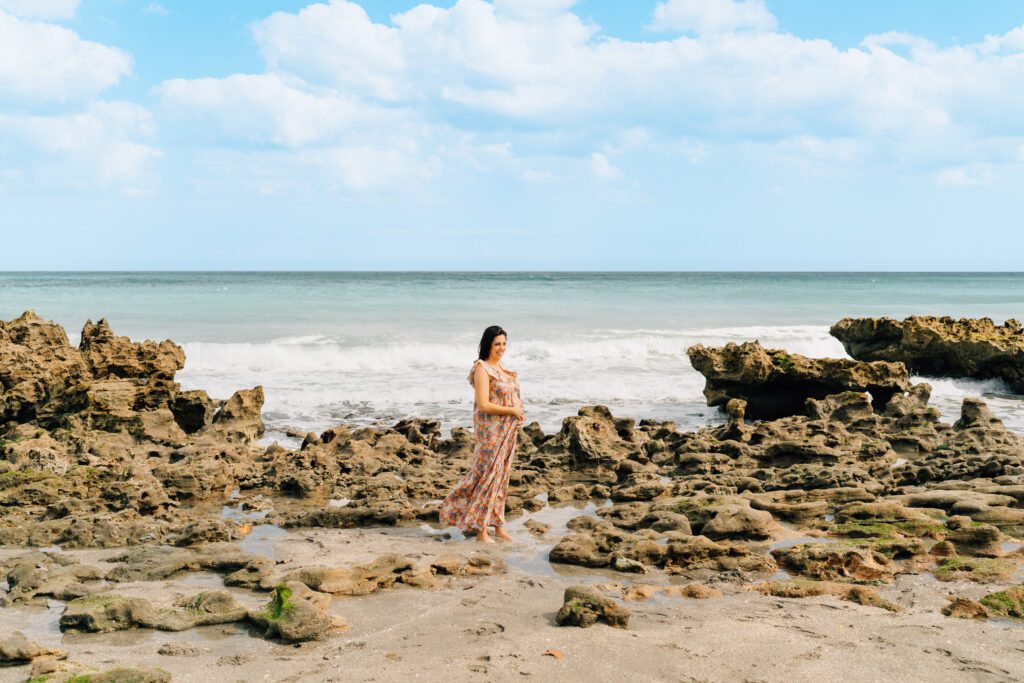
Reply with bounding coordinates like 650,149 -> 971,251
474,364 -> 523,418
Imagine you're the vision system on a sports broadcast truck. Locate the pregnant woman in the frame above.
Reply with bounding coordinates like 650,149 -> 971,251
440,325 -> 524,543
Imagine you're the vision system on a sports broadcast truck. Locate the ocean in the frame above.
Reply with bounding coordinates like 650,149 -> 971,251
2,272 -> 1022,444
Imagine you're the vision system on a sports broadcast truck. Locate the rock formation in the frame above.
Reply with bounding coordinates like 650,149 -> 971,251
831,316 -> 1024,391
687,340 -> 911,419
1,310 -> 1023,659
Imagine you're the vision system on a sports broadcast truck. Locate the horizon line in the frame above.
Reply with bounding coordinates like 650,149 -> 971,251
2,270 -> 1024,275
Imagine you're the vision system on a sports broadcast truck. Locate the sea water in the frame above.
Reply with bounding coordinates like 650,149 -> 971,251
1,272 -> 1022,443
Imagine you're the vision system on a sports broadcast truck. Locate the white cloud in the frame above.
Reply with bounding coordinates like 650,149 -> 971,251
188,145 -> 441,194
649,0 -> 776,35
978,25 -> 1024,54
154,1 -> 1024,194
253,1 -> 407,101
158,73 -> 412,147
590,152 -> 622,179
492,0 -> 577,21
0,101 -> 162,193
0,9 -> 132,105
0,0 -> 78,20
934,165 -> 996,187
0,9 -> 157,194
143,2 -> 169,16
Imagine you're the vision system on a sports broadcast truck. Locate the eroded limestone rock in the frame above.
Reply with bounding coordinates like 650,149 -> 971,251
831,316 -> 1024,391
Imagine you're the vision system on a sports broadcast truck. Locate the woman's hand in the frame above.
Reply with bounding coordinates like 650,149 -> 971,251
510,406 -> 524,421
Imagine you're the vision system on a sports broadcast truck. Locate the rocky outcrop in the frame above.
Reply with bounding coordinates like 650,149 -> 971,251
0,630 -> 66,665
79,318 -> 185,381
831,316 -> 1024,391
60,591 -> 248,632
754,579 -> 900,612
0,551 -> 104,606
249,583 -> 343,642
687,341 -> 911,419
282,554 -> 438,595
979,586 -> 1024,620
555,585 -> 630,628
0,310 -> 88,423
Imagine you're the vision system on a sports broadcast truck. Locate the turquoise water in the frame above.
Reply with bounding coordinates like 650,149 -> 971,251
2,272 -> 1022,439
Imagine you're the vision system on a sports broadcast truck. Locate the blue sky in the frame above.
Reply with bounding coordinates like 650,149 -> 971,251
2,0 -> 1023,270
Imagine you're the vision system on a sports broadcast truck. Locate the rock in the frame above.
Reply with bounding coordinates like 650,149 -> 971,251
830,315 -> 1024,392
461,555 -> 506,576
702,504 -> 776,540
104,546 -> 195,582
954,398 -> 1006,431
248,583 -> 336,642
73,667 -> 173,683
755,579 -> 900,612
224,556 -> 276,589
60,591 -> 247,632
0,310 -> 88,423
772,544 -> 895,582
979,586 -> 1024,620
548,483 -> 591,503
663,583 -> 723,599
174,519 -> 243,546
524,519 -> 551,536
933,556 -> 1016,583
200,386 -> 265,443
283,554 -> 436,596
0,630 -> 66,664
392,418 -> 441,449
947,521 -> 1003,557
170,389 -> 220,434
79,318 -> 185,381
806,391 -> 875,424
0,552 -> 105,606
157,642 -> 204,656
967,506 -> 1024,537
549,533 -> 611,568
555,585 -> 630,629
942,596 -> 989,619
621,584 -> 660,601
687,341 -> 910,419
612,556 -> 648,573
747,495 -> 827,524
637,510 -> 692,534
544,405 -> 646,470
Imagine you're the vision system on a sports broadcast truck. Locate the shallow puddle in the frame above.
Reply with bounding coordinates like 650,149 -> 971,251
179,571 -> 227,589
767,536 -> 833,552
239,524 -> 290,558
2,600 -> 64,646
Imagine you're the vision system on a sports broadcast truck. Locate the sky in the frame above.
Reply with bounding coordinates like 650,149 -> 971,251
1,0 -> 1023,270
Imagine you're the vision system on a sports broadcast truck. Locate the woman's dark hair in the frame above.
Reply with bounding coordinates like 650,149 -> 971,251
478,325 -> 508,361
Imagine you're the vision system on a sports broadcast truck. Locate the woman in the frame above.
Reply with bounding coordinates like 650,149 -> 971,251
439,325 -> 524,543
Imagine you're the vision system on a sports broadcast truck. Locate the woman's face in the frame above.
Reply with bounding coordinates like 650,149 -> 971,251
490,334 -> 507,360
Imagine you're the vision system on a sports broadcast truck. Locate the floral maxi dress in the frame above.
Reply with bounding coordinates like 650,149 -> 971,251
439,359 -> 522,532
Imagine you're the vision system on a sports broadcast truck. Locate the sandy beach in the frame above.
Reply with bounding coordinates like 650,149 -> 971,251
3,522 -> 1023,683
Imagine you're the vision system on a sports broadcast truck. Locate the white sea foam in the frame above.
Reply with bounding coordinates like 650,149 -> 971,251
176,325 -> 1023,438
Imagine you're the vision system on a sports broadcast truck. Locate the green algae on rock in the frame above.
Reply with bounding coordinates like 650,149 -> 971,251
980,585 -> 1024,620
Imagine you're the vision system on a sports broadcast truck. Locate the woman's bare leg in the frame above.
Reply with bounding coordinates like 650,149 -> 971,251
474,527 -> 495,544
492,525 -> 512,542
